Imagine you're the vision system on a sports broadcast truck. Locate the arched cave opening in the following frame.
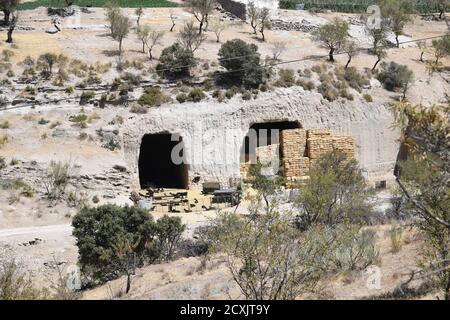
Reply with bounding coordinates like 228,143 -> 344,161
138,133 -> 188,189
241,121 -> 301,163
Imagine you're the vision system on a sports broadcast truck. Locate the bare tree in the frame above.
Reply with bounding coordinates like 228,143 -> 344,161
185,0 -> 216,34
5,9 -> 17,43
135,7 -> 143,29
145,30 -> 164,59
209,16 -> 227,42
367,24 -> 389,70
106,5 -> 131,59
137,25 -> 150,53
178,20 -> 206,53
259,8 -> 271,42
342,40 -> 359,69
0,0 -> 19,26
417,40 -> 427,62
169,10 -> 176,32
247,1 -> 259,35
271,41 -> 286,61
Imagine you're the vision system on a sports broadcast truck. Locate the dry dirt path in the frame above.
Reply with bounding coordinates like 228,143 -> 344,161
0,224 -> 72,238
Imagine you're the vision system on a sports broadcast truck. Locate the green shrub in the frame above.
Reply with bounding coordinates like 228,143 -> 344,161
138,87 -> 169,107
0,133 -> 8,148
129,103 -> 148,114
72,205 -> 186,284
102,136 -> 121,151
218,39 -> 263,88
363,93 -> 373,102
318,82 -> 338,101
212,89 -> 225,102
38,118 -> 50,125
274,68 -> 296,87
297,79 -> 315,91
156,43 -> 196,78
241,91 -> 252,100
188,87 -> 206,102
387,225 -> 403,253
0,120 -> 9,129
176,92 -> 187,103
69,114 -> 88,123
0,156 -> 5,169
72,204 -> 158,282
377,62 -> 414,92
79,91 -> 95,105
225,88 -> 236,99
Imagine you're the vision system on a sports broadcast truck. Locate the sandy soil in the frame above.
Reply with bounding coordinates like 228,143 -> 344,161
0,6 -> 448,299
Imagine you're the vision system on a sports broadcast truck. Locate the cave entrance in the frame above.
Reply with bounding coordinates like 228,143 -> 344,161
139,133 -> 188,189
241,121 -> 301,163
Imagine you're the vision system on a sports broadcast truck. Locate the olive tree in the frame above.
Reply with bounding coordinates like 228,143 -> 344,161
295,150 -> 373,230
0,0 -> 18,26
5,9 -> 17,43
391,102 -> 450,299
156,42 -> 197,78
209,16 -> 228,43
379,0 -> 413,48
258,7 -> 271,42
218,38 -> 263,87
342,40 -> 359,69
210,211 -> 325,300
185,0 -> 216,34
106,4 -> 131,59
312,18 -> 349,62
377,61 -> 415,100
178,20 -> 206,53
137,25 -> 164,59
367,24 -> 389,70
432,34 -> 450,64
72,205 -> 157,293
247,1 -> 259,35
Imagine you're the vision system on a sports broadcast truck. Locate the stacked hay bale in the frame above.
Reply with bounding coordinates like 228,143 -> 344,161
241,127 -> 356,188
332,136 -> 356,159
280,129 -> 310,186
306,129 -> 333,165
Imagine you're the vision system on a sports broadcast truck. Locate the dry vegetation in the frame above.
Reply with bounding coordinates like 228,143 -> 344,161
0,0 -> 449,301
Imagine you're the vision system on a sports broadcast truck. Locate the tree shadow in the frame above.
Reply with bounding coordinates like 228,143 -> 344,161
102,49 -> 120,57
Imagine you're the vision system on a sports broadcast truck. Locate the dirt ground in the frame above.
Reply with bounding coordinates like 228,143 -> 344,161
83,225 -> 442,300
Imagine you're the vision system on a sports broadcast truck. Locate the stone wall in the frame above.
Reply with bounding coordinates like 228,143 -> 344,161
218,0 -> 247,20
122,87 -> 400,190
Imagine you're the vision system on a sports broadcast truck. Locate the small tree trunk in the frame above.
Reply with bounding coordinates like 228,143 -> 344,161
251,22 -> 257,35
261,30 -> 265,42
170,21 -> 175,32
203,14 -> 209,32
395,35 -> 400,48
329,48 -> 335,62
119,39 -> 123,56
3,10 -> 10,26
149,48 -> 153,60
372,58 -> 381,71
126,273 -> 132,294
142,41 -> 145,53
420,51 -> 424,62
6,28 -> 13,43
439,10 -> 444,20
345,55 -> 352,69
198,20 -> 204,35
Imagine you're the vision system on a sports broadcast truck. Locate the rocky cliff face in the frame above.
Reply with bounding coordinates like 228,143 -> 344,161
123,87 -> 400,190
